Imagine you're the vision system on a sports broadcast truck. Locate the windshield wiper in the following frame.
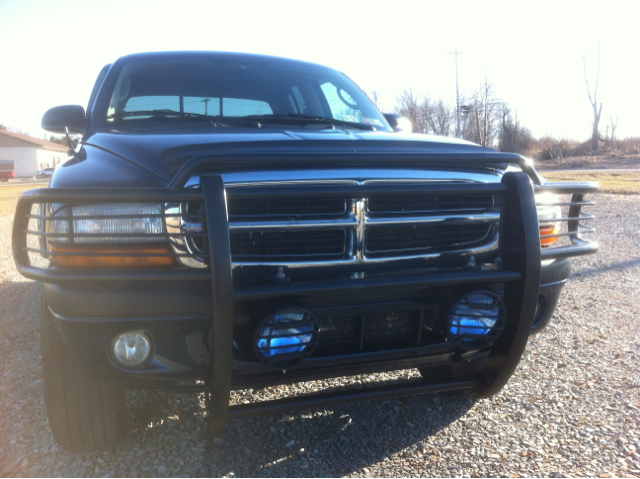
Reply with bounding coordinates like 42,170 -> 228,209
242,114 -> 377,131
105,110 -> 260,128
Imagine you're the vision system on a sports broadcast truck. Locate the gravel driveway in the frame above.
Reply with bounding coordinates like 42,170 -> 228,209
1,194 -> 638,478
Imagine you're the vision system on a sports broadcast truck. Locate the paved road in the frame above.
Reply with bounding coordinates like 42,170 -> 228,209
0,177 -> 49,187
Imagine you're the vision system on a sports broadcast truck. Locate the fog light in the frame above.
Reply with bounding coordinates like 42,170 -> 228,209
112,331 -> 151,367
254,309 -> 318,369
447,291 -> 506,350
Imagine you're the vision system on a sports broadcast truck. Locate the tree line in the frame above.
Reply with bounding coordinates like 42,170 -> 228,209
390,47 -> 629,160
392,76 -> 533,155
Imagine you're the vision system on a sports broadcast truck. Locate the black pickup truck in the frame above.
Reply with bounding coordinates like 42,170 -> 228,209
12,51 -> 598,452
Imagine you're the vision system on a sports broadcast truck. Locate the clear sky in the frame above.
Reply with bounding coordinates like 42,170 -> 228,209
0,0 -> 637,142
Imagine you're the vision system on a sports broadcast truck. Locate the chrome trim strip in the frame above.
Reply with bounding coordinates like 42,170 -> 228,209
232,256 -> 358,268
361,179 -> 479,184
225,180 -> 359,187
228,215 -> 358,230
538,215 -> 594,223
364,213 -> 500,226
185,169 -> 505,188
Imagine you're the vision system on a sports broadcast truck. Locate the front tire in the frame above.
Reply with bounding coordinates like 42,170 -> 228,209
41,295 -> 127,452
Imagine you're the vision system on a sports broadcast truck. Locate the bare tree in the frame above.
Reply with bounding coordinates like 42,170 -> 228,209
607,115 -> 618,148
395,88 -> 426,133
0,124 -> 29,135
498,106 -> 533,154
422,98 -> 456,137
367,90 -> 383,112
583,46 -> 603,151
461,77 -> 501,148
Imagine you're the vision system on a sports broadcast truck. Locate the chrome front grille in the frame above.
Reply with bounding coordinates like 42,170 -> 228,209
368,195 -> 496,216
230,229 -> 348,262
228,197 -> 348,220
365,222 -> 493,257
167,182 -> 501,267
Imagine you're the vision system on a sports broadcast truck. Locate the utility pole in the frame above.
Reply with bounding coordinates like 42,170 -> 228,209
446,50 -> 465,138
201,98 -> 211,116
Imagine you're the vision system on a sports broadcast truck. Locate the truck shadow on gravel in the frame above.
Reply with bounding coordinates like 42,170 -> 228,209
97,383 -> 474,478
113,384 -> 474,478
209,391 -> 474,477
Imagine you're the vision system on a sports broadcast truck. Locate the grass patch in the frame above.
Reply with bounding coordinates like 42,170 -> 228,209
0,184 -> 40,217
541,171 -> 640,195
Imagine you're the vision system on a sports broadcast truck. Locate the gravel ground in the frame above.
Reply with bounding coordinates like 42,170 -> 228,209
0,193 -> 639,478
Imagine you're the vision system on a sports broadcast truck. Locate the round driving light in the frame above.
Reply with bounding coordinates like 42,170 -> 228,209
111,331 -> 151,367
254,309 -> 318,369
447,291 -> 506,350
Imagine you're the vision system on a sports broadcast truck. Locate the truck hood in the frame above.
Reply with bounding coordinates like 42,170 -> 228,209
83,128 -> 518,181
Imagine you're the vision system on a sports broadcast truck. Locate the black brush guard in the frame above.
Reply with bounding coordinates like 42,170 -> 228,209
12,172 -> 598,434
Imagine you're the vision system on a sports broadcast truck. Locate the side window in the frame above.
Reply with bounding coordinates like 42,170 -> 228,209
0,160 -> 14,171
222,98 -> 272,116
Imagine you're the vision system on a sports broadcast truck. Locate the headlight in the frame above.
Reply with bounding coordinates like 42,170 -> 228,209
46,203 -> 175,268
535,193 -> 562,247
49,203 -> 165,244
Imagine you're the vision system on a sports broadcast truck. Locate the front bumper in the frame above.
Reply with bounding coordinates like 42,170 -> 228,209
45,257 -> 571,387
14,172 -> 596,432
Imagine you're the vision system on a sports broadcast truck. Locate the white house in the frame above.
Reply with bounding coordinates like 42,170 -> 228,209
0,130 -> 69,177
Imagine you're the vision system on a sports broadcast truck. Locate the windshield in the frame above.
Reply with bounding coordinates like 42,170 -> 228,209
102,56 -> 389,131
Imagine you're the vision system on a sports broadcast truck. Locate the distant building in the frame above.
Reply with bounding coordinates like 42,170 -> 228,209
0,130 -> 69,177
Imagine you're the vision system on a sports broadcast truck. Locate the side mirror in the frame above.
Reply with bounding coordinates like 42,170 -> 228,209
42,105 -> 87,135
383,113 -> 413,133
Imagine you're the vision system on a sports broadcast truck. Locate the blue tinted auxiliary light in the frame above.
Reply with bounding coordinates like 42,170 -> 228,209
255,309 -> 318,369
447,291 -> 506,350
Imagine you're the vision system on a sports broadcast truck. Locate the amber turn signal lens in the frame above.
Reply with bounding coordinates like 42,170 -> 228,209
49,243 -> 177,268
539,225 -> 560,246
